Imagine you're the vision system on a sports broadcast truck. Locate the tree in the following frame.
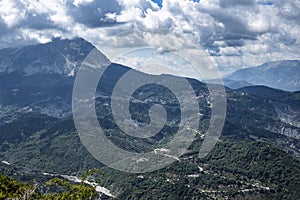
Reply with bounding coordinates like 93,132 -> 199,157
43,168 -> 105,200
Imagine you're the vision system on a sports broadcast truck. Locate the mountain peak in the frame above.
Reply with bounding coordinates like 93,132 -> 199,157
0,37 -> 108,77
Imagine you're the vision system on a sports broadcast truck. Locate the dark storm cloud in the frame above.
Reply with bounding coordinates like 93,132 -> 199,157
206,11 -> 260,44
20,13 -> 61,30
0,19 -> 8,35
220,0 -> 256,8
226,39 -> 245,47
66,0 -> 123,28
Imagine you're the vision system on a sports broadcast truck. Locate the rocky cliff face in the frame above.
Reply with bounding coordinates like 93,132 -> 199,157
274,103 -> 300,128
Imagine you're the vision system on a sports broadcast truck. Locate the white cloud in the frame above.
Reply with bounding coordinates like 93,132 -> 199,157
0,0 -> 25,27
73,0 -> 93,7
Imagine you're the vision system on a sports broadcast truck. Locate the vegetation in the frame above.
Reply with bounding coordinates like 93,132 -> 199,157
0,168 -> 104,200
0,172 -> 41,199
43,168 -> 104,200
99,139 -> 300,199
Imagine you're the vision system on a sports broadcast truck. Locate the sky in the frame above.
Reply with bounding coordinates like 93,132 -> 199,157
0,0 -> 300,75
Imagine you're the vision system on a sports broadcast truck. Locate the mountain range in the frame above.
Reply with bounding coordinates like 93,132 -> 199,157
224,60 -> 300,92
0,38 -> 300,199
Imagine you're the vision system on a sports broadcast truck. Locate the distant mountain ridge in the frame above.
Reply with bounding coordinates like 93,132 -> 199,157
226,60 -> 300,92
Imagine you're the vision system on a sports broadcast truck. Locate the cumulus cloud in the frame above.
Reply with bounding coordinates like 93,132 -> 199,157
66,0 -> 122,27
0,0 -> 299,74
0,0 -> 25,28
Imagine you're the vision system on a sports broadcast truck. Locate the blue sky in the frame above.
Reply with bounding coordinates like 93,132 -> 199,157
0,0 -> 299,74
151,0 -> 200,7
151,0 -> 163,7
